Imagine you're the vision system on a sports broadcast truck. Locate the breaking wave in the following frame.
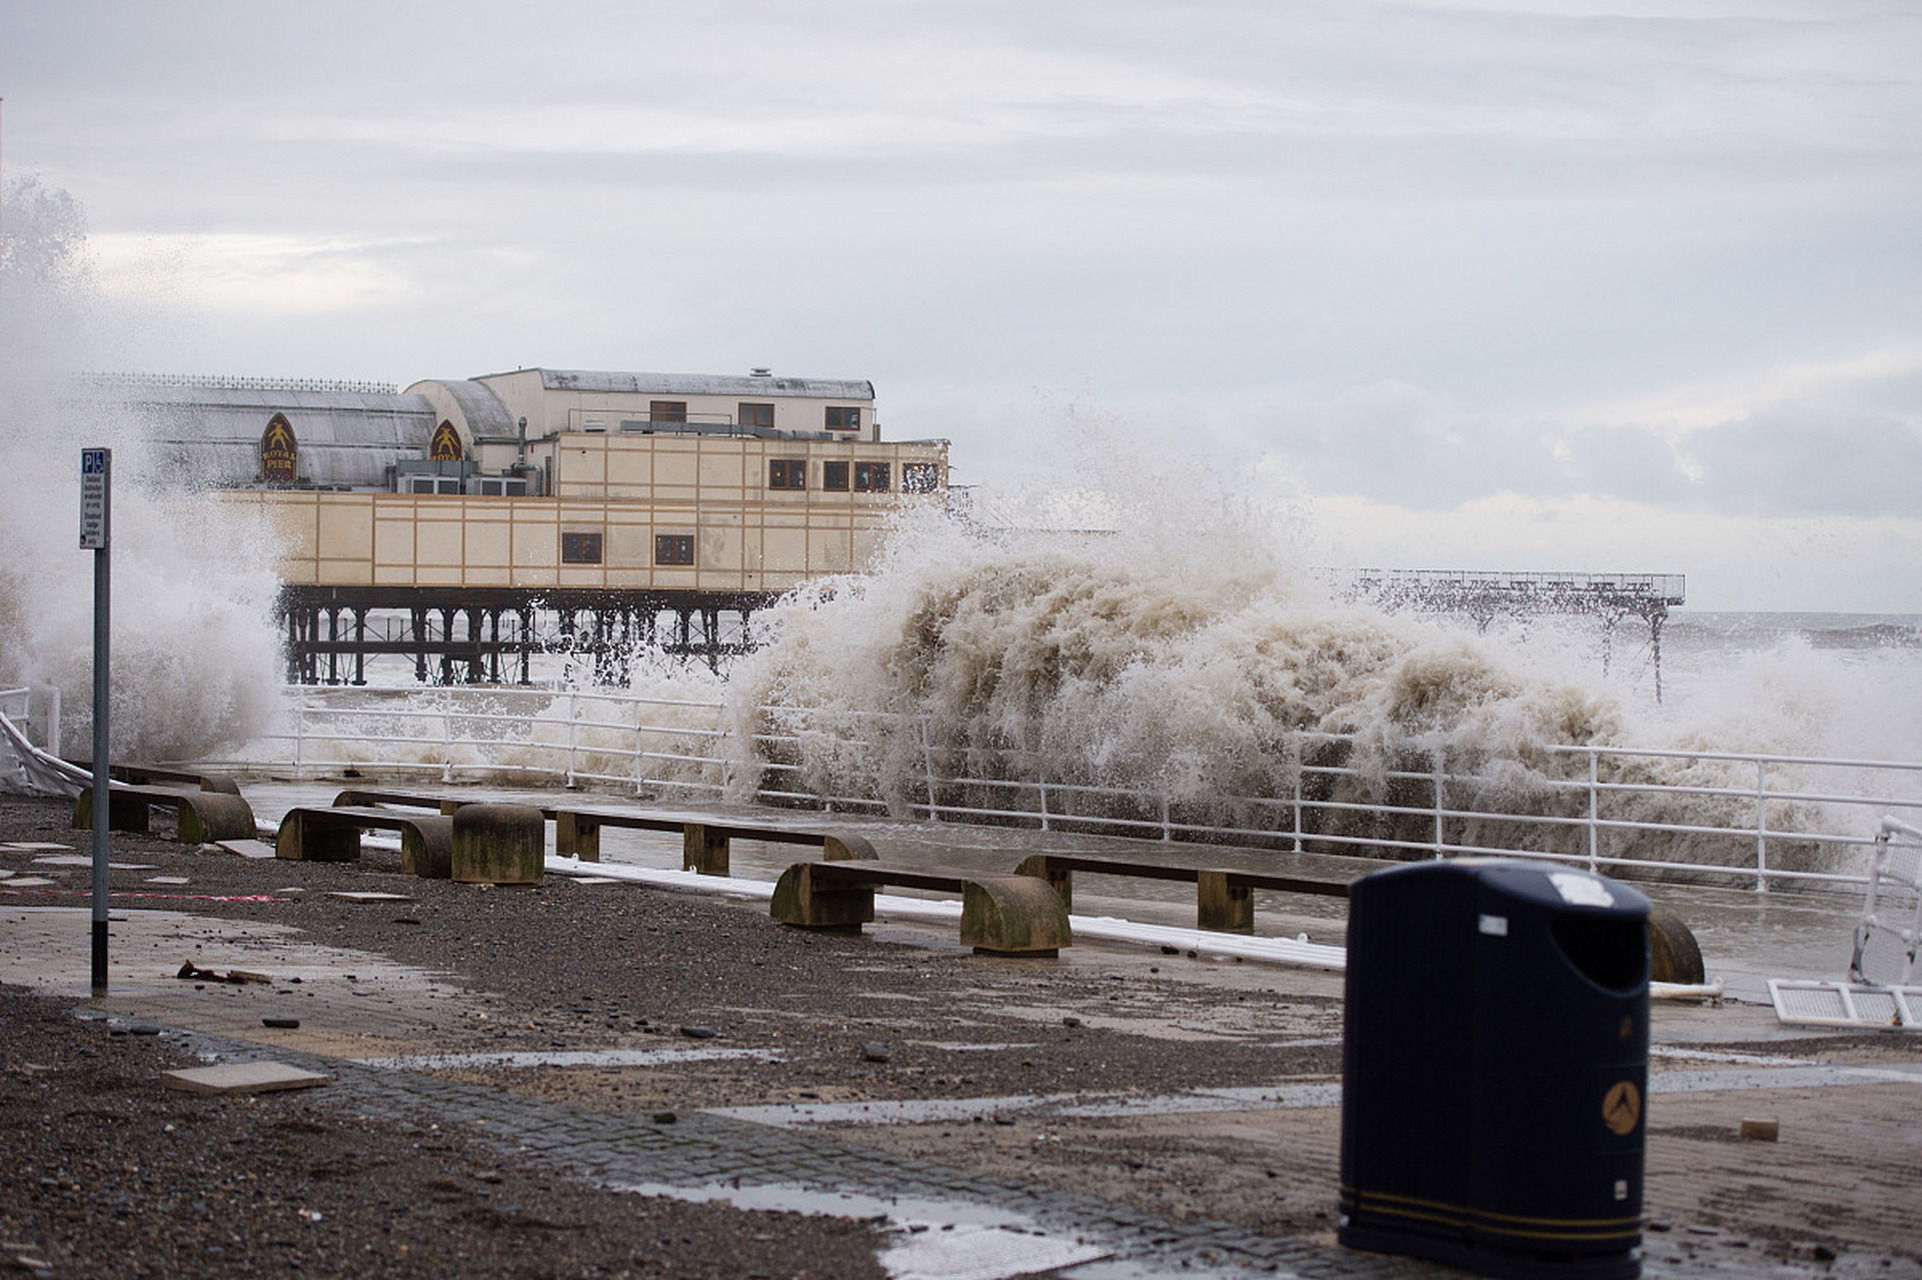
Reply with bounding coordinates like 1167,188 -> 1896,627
717,499 -> 1855,880
0,176 -> 283,762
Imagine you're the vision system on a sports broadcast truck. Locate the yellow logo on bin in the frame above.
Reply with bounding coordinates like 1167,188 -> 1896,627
1602,1081 -> 1641,1136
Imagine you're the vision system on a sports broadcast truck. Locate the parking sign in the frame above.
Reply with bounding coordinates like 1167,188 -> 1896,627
80,448 -> 110,549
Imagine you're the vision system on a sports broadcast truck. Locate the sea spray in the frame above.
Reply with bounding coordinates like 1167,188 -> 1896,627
722,500 -> 1844,879
0,176 -> 283,765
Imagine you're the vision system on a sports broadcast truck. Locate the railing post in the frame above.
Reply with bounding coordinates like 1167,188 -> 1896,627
1290,747 -> 1303,853
634,697 -> 646,797
1587,749 -> 1600,874
293,698 -> 306,778
1755,759 -> 1769,894
920,716 -> 941,822
1161,795 -> 1172,843
441,698 -> 454,784
716,701 -> 732,797
565,690 -> 579,789
1038,782 -> 1050,832
1432,747 -> 1446,858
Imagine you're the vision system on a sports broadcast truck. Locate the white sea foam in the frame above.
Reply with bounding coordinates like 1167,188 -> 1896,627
0,177 -> 282,762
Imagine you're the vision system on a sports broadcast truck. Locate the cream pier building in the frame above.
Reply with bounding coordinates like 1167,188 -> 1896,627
107,367 -> 948,682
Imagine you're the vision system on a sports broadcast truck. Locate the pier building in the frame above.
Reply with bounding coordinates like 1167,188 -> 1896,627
94,368 -> 948,683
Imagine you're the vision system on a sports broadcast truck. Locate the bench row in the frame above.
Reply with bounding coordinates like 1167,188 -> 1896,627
290,789 -> 876,872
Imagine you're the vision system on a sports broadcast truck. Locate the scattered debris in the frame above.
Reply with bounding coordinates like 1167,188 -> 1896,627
1740,1118 -> 1780,1142
160,1061 -> 331,1096
680,1025 -> 718,1040
262,1017 -> 301,1030
861,1042 -> 891,1063
176,961 -> 271,985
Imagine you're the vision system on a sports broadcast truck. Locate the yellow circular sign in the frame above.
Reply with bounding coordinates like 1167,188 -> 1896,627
1602,1080 -> 1641,1136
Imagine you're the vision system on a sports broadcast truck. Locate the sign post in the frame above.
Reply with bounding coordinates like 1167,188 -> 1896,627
80,447 -> 110,996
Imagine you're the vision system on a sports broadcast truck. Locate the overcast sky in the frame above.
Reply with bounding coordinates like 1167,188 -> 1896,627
3,0 -> 1919,610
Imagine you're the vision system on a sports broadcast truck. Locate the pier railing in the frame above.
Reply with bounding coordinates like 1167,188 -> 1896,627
182,685 -> 1922,893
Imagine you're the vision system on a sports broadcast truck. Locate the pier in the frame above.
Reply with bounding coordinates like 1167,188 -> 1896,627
1347,570 -> 1686,698
278,585 -> 775,685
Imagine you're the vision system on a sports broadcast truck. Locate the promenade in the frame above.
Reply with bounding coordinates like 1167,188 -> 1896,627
2,790 -> 1917,1279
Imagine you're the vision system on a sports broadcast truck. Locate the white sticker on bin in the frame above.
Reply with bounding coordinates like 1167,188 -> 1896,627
1549,871 -> 1616,908
1478,914 -> 1509,936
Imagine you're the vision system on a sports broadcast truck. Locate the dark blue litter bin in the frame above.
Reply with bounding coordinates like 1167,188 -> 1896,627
1339,858 -> 1650,1279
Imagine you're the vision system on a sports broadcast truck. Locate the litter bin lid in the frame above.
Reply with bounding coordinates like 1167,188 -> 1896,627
1444,858 -> 1650,917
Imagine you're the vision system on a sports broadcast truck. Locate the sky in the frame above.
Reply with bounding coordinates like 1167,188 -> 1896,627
2,0 -> 1920,611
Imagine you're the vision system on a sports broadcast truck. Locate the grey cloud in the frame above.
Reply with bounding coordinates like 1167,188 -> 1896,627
1679,407 -> 1922,517
1256,395 -> 1922,520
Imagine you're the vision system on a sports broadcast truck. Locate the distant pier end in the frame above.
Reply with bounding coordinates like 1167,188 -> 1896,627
1348,570 -> 1686,699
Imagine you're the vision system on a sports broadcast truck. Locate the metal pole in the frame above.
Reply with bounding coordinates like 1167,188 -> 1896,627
91,538 -> 109,995
80,447 -> 112,997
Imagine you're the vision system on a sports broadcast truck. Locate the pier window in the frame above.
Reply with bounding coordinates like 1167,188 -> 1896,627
903,462 -> 940,493
854,462 -> 890,492
826,406 -> 861,432
769,459 -> 807,490
822,460 -> 849,491
650,400 -> 687,424
739,402 -> 775,430
655,534 -> 695,566
561,531 -> 604,564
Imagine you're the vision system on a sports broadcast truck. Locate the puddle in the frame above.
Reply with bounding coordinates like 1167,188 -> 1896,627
709,1093 -> 1073,1128
355,1046 -> 783,1070
33,855 -> 156,868
610,1181 -> 1258,1280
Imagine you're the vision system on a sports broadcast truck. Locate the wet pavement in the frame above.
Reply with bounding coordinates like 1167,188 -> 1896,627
5,785 -> 1921,1279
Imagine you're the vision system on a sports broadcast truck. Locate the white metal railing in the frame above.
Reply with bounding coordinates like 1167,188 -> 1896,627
180,685 -> 1922,893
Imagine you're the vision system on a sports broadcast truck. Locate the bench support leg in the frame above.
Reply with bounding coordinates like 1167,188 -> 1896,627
276,814 -> 360,862
402,818 -> 455,879
1012,855 -> 1072,913
73,791 -> 151,835
822,832 -> 878,861
962,876 -> 1072,956
175,794 -> 257,845
556,812 -> 601,861
684,824 -> 729,876
1197,871 -> 1254,934
770,863 -> 873,931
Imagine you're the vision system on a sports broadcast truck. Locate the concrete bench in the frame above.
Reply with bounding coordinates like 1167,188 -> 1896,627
771,859 -> 1071,956
275,805 -> 455,878
73,783 -> 257,845
561,811 -> 877,875
72,761 -> 245,796
1012,852 -> 1349,935
332,788 -> 462,815
325,789 -> 876,876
